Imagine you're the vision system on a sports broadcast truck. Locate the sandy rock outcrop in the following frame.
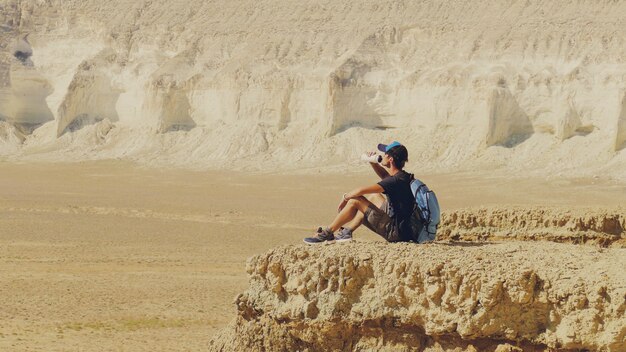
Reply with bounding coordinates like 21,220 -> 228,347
210,242 -> 625,351
439,207 -> 626,248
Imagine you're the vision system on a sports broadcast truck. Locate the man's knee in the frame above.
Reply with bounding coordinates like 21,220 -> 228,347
348,196 -> 367,205
346,198 -> 360,207
348,197 -> 370,212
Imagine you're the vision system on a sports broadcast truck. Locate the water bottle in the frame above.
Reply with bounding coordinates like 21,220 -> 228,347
360,153 -> 382,163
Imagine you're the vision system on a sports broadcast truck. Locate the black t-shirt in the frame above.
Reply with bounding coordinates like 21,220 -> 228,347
377,170 -> 415,240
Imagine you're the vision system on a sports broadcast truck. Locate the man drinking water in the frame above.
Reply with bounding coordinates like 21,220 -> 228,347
304,141 -> 419,244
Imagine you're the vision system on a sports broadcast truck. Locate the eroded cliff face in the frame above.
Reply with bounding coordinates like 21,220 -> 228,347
0,0 -> 625,175
209,242 -> 625,352
438,207 -> 626,248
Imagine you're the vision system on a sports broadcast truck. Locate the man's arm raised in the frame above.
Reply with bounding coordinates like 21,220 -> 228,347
371,162 -> 389,180
363,151 -> 389,179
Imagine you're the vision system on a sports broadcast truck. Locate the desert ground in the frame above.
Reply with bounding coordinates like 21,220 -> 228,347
2,0 -> 626,350
0,161 -> 624,351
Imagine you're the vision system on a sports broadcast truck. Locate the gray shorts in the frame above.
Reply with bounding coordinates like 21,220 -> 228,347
362,201 -> 402,242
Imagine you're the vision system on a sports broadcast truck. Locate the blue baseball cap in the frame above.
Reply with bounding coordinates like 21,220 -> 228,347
377,141 -> 402,153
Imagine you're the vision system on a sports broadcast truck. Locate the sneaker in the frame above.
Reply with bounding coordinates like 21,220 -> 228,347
335,227 -> 353,243
303,227 -> 335,245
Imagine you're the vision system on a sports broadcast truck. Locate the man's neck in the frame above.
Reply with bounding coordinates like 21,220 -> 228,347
388,167 -> 402,176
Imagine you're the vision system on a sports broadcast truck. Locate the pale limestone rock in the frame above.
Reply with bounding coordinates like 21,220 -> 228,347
616,92 -> 626,151
485,87 -> 533,147
0,0 -> 625,176
555,100 -> 582,141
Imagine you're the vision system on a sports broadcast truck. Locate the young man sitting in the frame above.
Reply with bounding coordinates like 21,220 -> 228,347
304,141 -> 416,244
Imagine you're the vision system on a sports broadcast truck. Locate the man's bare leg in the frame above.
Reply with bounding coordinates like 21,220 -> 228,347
343,211 -> 364,232
305,194 -> 387,244
328,194 -> 385,233
342,194 -> 385,232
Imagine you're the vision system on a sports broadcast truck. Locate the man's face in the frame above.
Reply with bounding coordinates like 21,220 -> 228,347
381,153 -> 392,168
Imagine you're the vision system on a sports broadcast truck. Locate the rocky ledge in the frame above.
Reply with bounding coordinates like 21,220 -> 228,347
439,207 -> 626,248
209,241 -> 625,351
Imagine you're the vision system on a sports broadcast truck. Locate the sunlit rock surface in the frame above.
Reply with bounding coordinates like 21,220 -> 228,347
209,242 -> 626,351
0,0 -> 625,176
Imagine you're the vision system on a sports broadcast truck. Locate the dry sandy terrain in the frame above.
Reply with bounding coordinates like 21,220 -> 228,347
1,0 -> 626,349
0,161 -> 624,351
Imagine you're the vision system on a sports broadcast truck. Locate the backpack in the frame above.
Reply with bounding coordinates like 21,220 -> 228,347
409,177 -> 440,243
